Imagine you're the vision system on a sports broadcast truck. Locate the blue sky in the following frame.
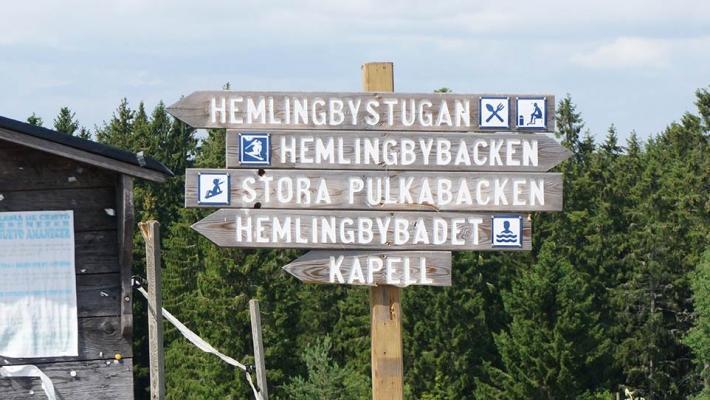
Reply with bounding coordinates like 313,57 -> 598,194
1,0 -> 708,143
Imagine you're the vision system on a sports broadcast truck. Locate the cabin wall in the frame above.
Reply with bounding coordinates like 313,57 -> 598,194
0,140 -> 134,399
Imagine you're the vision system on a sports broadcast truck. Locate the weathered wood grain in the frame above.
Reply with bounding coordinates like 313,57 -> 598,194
192,209 -> 531,251
167,91 -> 554,132
249,300 -> 268,400
0,141 -> 118,191
0,127 -> 167,182
0,187 -> 117,231
283,250 -> 452,287
77,273 -> 122,318
117,175 -> 134,339
2,316 -> 133,365
140,221 -> 165,400
75,230 -> 120,274
0,358 -> 133,400
185,169 -> 563,211
226,131 -> 571,171
363,62 -> 404,400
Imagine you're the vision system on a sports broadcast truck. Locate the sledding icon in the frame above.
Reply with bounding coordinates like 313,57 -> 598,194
205,178 -> 224,199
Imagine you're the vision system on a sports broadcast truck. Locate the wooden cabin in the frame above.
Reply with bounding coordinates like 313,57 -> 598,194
0,115 -> 172,399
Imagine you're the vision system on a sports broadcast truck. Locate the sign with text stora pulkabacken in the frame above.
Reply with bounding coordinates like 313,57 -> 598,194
169,90 -> 566,287
185,168 -> 564,212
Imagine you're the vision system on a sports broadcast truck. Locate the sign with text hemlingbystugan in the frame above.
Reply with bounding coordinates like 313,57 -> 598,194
169,88 -> 568,288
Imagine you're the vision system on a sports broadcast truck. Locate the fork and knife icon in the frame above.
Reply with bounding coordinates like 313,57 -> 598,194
485,102 -> 505,123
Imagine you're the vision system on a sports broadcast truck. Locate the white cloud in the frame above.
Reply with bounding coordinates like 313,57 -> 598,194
570,36 -> 710,69
571,37 -> 672,69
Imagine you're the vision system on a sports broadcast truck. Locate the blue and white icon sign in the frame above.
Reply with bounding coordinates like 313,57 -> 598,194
239,133 -> 270,165
198,173 -> 230,205
492,215 -> 523,248
516,97 -> 546,129
480,97 -> 509,128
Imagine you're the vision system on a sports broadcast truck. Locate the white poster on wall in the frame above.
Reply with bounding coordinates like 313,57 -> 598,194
0,210 -> 78,358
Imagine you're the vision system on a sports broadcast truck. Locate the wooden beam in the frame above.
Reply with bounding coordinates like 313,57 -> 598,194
117,175 -> 134,339
140,221 -> 165,400
249,299 -> 268,400
0,128 -> 168,182
363,61 -> 404,400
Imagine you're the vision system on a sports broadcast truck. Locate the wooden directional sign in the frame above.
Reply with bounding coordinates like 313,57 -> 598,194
167,91 -> 555,132
192,209 -> 532,251
225,131 -> 571,171
283,250 -> 452,287
186,168 -> 563,212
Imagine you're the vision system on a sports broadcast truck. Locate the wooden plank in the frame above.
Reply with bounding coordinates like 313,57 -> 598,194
0,358 -> 133,400
249,300 -> 269,400
75,230 -> 120,274
363,61 -> 404,400
192,209 -> 532,251
2,316 -> 133,364
77,273 -> 122,318
117,175 -> 134,339
226,131 -> 571,172
185,168 -> 563,212
0,141 -> 118,191
140,221 -> 165,400
167,91 -> 555,132
283,250 -> 451,287
0,128 -> 167,183
0,187 -> 117,232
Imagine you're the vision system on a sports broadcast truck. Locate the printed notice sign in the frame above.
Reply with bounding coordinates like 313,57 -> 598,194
0,210 -> 78,358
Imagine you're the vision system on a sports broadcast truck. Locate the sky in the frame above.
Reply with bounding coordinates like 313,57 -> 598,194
1,0 -> 708,142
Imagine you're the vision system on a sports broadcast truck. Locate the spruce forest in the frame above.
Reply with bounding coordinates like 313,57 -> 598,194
35,87 -> 709,399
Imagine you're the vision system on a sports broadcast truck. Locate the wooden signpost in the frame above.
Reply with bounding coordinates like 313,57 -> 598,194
168,61 -> 569,400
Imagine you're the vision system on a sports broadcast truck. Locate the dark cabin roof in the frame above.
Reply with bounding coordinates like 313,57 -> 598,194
0,115 -> 173,181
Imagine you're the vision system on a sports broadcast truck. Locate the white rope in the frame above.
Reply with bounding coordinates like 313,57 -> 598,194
0,364 -> 57,400
137,287 -> 264,400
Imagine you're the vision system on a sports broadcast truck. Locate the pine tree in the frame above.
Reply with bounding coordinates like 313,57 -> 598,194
283,337 -> 368,400
475,242 -> 606,399
53,107 -> 80,135
686,249 -> 710,398
26,113 -> 43,126
77,127 -> 92,140
96,98 -> 134,148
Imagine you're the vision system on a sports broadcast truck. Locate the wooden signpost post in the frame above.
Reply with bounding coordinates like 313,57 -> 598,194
168,62 -> 569,400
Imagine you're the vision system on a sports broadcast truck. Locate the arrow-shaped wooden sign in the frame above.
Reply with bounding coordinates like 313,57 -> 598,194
185,168 -> 564,212
167,91 -> 555,132
225,131 -> 571,172
283,250 -> 452,287
192,209 -> 532,251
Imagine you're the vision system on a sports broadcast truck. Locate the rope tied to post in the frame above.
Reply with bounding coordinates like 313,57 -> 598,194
132,277 -> 264,400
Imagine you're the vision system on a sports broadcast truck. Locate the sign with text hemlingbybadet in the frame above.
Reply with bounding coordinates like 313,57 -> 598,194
169,90 -> 568,287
